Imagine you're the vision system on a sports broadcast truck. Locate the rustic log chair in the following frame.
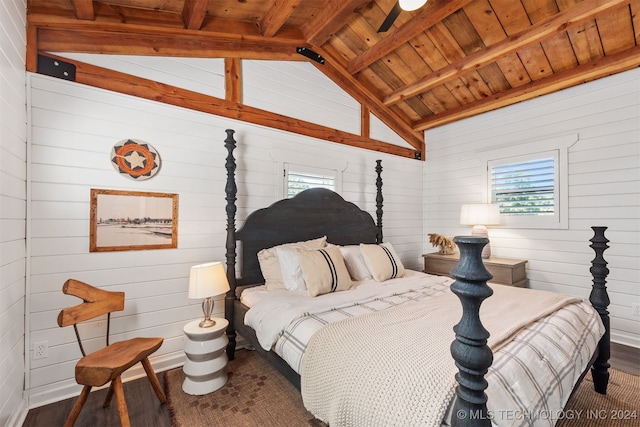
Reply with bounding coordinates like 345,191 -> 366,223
57,279 -> 166,427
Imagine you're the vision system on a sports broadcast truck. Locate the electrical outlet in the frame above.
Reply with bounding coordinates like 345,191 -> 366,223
632,303 -> 640,317
34,341 -> 48,360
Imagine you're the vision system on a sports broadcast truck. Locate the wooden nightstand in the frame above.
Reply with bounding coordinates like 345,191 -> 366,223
423,253 -> 528,287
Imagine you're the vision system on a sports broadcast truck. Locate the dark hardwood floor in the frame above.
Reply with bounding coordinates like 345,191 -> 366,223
22,344 -> 638,426
22,373 -> 171,427
610,342 -> 640,376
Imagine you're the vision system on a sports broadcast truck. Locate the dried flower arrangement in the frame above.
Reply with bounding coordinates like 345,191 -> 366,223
428,233 -> 457,255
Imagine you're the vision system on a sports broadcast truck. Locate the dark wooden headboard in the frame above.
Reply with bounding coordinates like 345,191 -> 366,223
223,129 -> 384,353
235,188 -> 380,286
223,129 -> 383,288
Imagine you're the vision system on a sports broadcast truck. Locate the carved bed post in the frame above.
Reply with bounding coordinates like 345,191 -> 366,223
224,129 -> 238,360
589,226 -> 610,394
450,236 -> 494,427
375,160 -> 383,244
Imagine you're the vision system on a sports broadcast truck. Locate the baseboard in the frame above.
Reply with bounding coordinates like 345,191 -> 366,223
26,351 -> 186,410
611,331 -> 640,349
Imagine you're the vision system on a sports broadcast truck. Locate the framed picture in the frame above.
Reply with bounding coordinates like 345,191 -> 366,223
90,189 -> 178,252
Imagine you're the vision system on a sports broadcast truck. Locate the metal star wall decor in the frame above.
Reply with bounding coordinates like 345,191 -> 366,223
111,139 -> 161,180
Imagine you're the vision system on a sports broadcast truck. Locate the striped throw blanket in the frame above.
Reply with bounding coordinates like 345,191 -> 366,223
300,285 -> 582,427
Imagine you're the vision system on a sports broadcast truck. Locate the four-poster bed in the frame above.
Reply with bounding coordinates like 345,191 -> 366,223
222,129 -> 610,426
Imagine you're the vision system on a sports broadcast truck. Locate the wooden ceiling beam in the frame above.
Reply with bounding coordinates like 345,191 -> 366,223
29,7 -> 307,58
70,0 -> 94,20
182,0 -> 209,30
413,45 -> 640,131
260,0 -> 301,37
225,57 -> 242,103
28,8 -> 304,39
316,48 -> 425,155
385,0 -> 631,105
36,27 -> 305,59
346,0 -> 474,75
26,24 -> 38,72
35,53 -> 417,159
29,3 -> 306,59
304,0 -> 370,47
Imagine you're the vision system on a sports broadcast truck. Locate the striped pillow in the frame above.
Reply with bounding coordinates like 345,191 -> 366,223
297,246 -> 352,297
359,242 -> 405,282
257,236 -> 327,290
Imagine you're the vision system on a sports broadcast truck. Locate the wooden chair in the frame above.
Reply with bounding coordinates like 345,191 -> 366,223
57,279 -> 167,427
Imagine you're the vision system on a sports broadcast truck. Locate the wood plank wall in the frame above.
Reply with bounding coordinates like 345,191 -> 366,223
24,55 -> 423,408
0,0 -> 28,425
423,67 -> 640,348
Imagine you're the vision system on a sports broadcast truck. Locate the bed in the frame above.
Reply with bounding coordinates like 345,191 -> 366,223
221,129 -> 611,427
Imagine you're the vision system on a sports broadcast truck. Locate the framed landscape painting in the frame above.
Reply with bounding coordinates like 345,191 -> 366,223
90,189 -> 178,252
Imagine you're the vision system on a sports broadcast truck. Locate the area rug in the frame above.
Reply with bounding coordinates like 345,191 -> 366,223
163,349 -> 326,427
557,368 -> 640,427
165,349 -> 639,427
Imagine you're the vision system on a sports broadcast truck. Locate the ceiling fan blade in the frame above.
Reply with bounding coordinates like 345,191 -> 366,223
377,1 -> 402,33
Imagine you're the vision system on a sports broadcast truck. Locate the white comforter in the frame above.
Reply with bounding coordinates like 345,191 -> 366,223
243,270 -> 454,350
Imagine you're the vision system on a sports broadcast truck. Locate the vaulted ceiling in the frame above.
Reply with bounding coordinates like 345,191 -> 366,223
26,0 -> 640,159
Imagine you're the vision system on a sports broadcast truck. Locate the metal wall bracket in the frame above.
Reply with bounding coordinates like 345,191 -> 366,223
414,151 -> 422,160
296,47 -> 325,64
37,55 -> 76,81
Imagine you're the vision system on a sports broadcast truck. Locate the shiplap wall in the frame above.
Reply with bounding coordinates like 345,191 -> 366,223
0,1 -> 28,426
243,60 -> 360,135
423,68 -> 640,348
8,50 -> 638,420
25,56 -> 423,408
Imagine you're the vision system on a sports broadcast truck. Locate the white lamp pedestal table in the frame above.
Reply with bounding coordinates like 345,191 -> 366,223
182,318 -> 229,395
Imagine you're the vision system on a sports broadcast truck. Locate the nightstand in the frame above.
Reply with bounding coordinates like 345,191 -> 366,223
423,253 -> 528,287
182,318 -> 229,395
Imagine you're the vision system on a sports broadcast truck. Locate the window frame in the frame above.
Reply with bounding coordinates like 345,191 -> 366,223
271,148 -> 346,199
488,151 -> 560,228
283,163 -> 341,198
480,134 -> 576,230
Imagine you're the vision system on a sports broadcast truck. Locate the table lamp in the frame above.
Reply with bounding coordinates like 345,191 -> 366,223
460,204 -> 501,259
188,261 -> 230,328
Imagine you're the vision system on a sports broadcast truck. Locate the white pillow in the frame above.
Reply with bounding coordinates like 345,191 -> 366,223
359,242 -> 405,282
339,245 -> 372,281
297,246 -> 352,297
257,236 -> 327,290
277,246 -> 307,291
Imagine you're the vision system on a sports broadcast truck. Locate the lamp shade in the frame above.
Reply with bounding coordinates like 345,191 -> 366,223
460,204 -> 501,226
188,262 -> 230,299
399,0 -> 427,11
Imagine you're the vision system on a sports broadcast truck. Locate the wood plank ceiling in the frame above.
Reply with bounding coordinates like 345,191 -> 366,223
26,0 -> 640,159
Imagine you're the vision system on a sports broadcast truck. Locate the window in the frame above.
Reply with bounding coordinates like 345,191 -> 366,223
480,134 -> 575,229
484,146 -> 569,229
284,163 -> 339,198
489,155 -> 556,216
272,148 -> 346,199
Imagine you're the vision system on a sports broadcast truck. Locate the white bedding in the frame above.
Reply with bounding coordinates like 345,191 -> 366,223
241,270 -> 605,427
242,269 -> 454,350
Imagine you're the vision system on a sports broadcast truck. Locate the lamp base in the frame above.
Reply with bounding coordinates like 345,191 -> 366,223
471,225 -> 491,259
199,296 -> 217,328
198,318 -> 217,328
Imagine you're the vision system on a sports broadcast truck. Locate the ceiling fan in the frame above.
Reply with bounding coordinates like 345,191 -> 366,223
377,0 -> 428,33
